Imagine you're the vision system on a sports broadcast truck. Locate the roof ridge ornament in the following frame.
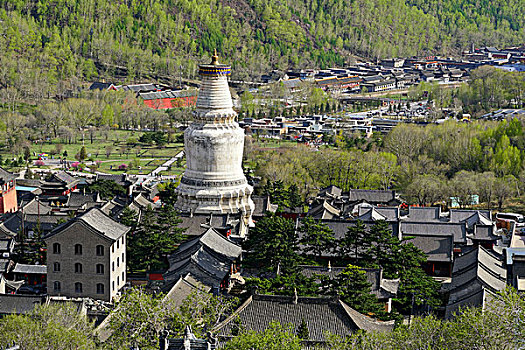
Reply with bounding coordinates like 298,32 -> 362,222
211,49 -> 219,65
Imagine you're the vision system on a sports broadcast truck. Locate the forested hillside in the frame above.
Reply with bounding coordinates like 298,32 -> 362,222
0,0 -> 524,97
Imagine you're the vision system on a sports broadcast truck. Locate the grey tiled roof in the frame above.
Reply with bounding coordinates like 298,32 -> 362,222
165,228 -> 241,287
163,273 -> 211,307
358,207 -> 399,221
171,228 -> 241,263
0,258 -> 10,273
1,212 -> 68,235
214,294 -> 393,342
77,208 -> 130,240
471,225 -> 498,241
308,200 -> 340,220
318,185 -> 343,198
164,248 -> 232,287
53,171 -> 77,185
251,196 -> 278,217
0,167 -> 16,184
12,263 -> 47,275
67,192 -> 102,208
178,213 -> 242,236
405,207 -> 441,222
449,209 -> 492,223
347,189 -> 396,204
0,238 -> 14,253
0,294 -> 45,314
403,235 -> 453,262
21,198 -> 52,215
46,208 -> 129,241
445,247 -> 507,319
357,208 -> 387,221
401,222 -> 466,243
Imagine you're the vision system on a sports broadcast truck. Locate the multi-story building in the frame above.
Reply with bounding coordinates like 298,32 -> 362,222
45,208 -> 129,302
0,168 -> 17,214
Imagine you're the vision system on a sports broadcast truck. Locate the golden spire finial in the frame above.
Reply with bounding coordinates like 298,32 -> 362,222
211,49 -> 219,65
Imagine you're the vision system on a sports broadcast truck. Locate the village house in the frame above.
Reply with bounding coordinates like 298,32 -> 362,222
45,208 -> 129,302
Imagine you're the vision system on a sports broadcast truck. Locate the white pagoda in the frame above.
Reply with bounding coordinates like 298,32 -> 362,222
175,51 -> 254,230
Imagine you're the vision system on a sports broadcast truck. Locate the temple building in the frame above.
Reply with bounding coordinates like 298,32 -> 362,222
175,52 -> 254,236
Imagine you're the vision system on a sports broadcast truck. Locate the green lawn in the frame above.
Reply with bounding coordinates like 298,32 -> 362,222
0,129 -> 184,173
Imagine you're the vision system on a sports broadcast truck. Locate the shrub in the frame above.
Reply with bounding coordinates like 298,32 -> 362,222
34,160 -> 45,167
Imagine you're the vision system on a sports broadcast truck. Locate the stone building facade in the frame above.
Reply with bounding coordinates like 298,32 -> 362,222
45,208 -> 129,302
175,52 -> 254,234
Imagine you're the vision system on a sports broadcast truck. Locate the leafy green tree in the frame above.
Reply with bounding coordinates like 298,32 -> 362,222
0,303 -> 97,350
157,181 -> 179,206
23,146 -> 30,161
107,287 -> 237,350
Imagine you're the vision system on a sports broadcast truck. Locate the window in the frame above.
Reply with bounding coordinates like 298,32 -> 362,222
117,257 -> 119,267
53,281 -> 61,292
122,271 -> 125,281
53,262 -> 60,272
117,239 -> 120,249
122,252 -> 125,263
96,283 -> 104,294
112,281 -> 115,291
117,276 -> 119,285
75,263 -> 83,274
96,264 -> 104,274
74,244 -> 82,255
96,245 -> 104,256
111,245 -> 114,253
53,243 -> 61,254
112,262 -> 115,272
75,282 -> 83,293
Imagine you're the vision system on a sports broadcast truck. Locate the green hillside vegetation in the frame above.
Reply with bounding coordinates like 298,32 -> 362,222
0,0 -> 524,99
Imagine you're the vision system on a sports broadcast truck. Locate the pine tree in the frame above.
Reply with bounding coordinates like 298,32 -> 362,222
296,318 -> 309,339
331,264 -> 384,317
299,216 -> 335,259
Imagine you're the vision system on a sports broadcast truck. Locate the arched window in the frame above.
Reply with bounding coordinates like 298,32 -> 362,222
74,244 -> 82,255
53,262 -> 60,272
96,245 -> 104,256
52,243 -> 61,254
75,282 -> 83,293
96,283 -> 104,294
74,263 -> 83,274
53,281 -> 61,292
96,264 -> 104,274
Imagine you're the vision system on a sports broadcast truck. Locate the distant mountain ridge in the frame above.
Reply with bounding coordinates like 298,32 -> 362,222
0,0 -> 523,92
